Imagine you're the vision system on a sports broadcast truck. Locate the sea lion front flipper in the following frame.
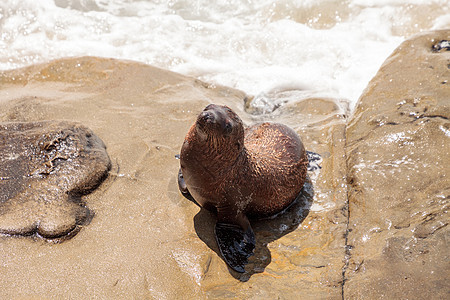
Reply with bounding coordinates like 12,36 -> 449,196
177,168 -> 189,194
177,168 -> 200,207
214,222 -> 255,273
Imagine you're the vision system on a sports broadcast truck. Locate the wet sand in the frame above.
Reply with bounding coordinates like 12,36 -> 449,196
0,30 -> 449,299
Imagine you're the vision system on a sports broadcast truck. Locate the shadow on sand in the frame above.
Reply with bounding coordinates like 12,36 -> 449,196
192,178 -> 314,281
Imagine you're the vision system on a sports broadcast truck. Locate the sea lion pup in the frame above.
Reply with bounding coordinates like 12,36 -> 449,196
178,104 -> 308,273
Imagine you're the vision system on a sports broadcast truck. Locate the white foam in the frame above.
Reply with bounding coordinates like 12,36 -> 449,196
0,0 -> 449,111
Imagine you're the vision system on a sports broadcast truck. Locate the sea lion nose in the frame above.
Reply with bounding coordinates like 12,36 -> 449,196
200,110 -> 215,123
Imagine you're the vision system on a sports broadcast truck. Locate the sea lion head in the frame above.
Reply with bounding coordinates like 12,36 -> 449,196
195,104 -> 244,151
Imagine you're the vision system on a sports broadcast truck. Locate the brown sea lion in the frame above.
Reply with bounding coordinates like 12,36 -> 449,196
178,104 -> 308,273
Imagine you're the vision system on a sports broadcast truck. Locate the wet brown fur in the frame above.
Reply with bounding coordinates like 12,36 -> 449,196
180,104 -> 308,227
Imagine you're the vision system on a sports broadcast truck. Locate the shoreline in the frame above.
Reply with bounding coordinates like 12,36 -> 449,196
1,30 -> 449,298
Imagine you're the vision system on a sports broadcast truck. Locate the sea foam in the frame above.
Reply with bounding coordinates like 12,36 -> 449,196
0,0 -> 448,111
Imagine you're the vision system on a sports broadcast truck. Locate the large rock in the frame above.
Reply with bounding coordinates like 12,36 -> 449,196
1,29 -> 447,299
0,121 -> 111,239
345,30 -> 449,299
0,57 -> 347,298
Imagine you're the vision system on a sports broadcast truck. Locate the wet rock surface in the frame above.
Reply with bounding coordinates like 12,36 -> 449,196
345,30 -> 450,299
0,56 -> 347,298
0,121 -> 111,239
0,29 -> 448,299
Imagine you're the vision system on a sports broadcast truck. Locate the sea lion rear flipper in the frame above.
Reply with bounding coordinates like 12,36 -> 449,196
214,222 -> 255,273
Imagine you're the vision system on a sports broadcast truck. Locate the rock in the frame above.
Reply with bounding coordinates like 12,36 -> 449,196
1,29 -> 447,298
0,121 -> 111,239
345,30 -> 450,299
0,57 -> 347,298
431,39 -> 450,52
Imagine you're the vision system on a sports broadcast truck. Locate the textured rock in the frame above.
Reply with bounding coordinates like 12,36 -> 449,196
0,121 -> 111,239
344,30 -> 450,299
0,57 -> 347,298
1,29 -> 447,299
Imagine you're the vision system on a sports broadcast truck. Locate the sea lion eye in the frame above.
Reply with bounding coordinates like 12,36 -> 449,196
224,122 -> 232,134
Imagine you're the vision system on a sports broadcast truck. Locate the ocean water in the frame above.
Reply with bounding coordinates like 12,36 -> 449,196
0,0 -> 449,110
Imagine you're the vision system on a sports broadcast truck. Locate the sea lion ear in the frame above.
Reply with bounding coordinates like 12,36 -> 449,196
214,222 -> 255,273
